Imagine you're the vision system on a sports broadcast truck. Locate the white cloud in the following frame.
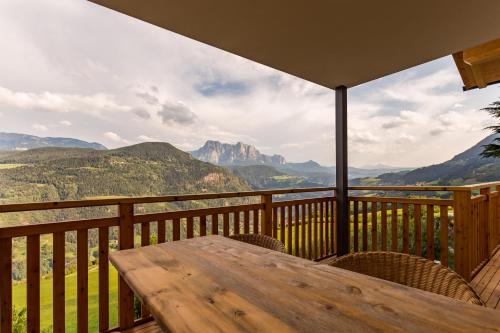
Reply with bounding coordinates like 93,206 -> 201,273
104,131 -> 129,144
137,135 -> 159,142
59,120 -> 72,126
32,123 -> 48,131
0,86 -> 130,116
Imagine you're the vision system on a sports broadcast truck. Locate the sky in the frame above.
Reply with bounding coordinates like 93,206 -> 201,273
0,0 -> 499,168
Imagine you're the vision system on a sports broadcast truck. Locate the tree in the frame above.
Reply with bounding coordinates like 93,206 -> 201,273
481,99 -> 500,158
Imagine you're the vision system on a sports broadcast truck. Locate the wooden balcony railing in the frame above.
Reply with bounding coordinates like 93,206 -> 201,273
0,183 -> 499,332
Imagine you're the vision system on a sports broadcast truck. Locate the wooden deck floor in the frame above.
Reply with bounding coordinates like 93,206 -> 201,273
471,248 -> 500,309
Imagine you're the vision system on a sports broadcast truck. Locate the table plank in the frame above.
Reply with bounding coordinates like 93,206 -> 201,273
110,236 -> 500,333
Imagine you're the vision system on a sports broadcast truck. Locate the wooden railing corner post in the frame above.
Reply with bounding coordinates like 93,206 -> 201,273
453,190 -> 473,281
261,194 -> 273,236
118,202 -> 135,330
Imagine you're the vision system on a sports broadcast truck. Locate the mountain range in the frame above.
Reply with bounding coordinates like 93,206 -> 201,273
352,133 -> 500,186
0,132 -> 107,151
191,140 -> 412,188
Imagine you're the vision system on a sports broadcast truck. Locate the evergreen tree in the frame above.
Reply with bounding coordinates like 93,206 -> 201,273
481,99 -> 500,158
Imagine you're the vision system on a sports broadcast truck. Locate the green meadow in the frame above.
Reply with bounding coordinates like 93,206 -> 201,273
13,266 -> 119,333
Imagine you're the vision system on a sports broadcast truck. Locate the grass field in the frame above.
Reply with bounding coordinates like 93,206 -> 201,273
0,164 -> 24,169
13,266 -> 119,332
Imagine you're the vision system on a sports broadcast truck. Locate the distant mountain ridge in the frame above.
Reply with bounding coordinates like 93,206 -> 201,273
0,132 -> 107,151
353,133 -> 500,186
191,140 -> 286,166
191,140 -> 413,188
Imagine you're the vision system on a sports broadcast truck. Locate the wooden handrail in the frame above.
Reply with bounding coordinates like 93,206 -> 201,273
0,187 -> 335,213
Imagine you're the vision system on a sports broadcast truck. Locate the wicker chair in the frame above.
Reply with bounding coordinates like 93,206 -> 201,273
229,234 -> 285,253
327,252 -> 483,305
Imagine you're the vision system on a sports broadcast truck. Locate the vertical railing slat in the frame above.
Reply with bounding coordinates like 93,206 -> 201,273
294,205 -> 300,257
319,202 -> 324,257
212,214 -> 219,235
301,204 -> 306,258
244,211 -> 250,234
391,203 -> 398,252
362,201 -> 368,251
414,204 -> 422,256
98,227 -> 108,332
140,223 -> 151,318
157,220 -> 166,243
223,213 -> 229,237
381,202 -> 387,251
53,232 -> 66,333
440,205 -> 449,266
371,202 -> 378,251
186,217 -> 194,239
173,218 -> 181,241
235,211 -> 241,236
252,210 -> 259,234
426,204 -> 435,261
0,237 -> 12,333
280,207 -> 285,245
313,203 -> 318,258
77,229 -> 88,333
200,215 -> 207,237
272,207 -> 278,238
353,201 -> 359,252
27,234 -> 40,333
325,200 -> 330,255
402,203 -> 409,254
307,203 -> 312,259
287,206 -> 293,255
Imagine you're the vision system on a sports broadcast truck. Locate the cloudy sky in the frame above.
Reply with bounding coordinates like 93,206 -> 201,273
0,0 -> 499,168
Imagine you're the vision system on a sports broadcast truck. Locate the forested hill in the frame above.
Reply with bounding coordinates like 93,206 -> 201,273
0,142 -> 251,205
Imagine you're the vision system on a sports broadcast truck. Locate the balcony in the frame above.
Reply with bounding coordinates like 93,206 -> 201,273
0,183 -> 498,332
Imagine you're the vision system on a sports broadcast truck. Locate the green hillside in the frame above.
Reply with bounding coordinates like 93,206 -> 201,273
0,143 -> 252,281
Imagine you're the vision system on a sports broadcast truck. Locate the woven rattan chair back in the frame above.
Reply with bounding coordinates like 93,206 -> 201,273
229,234 -> 285,253
329,252 -> 483,305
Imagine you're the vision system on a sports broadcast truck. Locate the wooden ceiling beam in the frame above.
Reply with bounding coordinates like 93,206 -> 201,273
463,38 -> 500,66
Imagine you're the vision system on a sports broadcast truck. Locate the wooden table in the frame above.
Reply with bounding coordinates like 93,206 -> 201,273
110,235 -> 500,332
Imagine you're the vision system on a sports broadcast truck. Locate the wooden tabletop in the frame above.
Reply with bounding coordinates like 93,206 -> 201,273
110,236 -> 500,333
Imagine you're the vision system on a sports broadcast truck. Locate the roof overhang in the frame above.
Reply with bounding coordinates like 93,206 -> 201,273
89,0 -> 500,90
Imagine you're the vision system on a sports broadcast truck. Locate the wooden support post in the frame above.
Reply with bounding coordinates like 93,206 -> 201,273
453,190 -> 473,281
335,85 -> 349,256
119,203 -> 135,330
261,194 -> 273,236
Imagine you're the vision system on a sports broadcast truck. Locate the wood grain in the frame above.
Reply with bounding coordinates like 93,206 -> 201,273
371,202 -> 377,251
77,229 -> 88,333
27,234 -> 40,333
53,232 -> 66,333
440,206 -> 449,267
110,236 -> 500,333
426,204 -> 435,261
353,201 -> 359,252
0,238 -> 12,333
414,204 -> 422,256
391,203 -> 398,252
98,227 -> 109,332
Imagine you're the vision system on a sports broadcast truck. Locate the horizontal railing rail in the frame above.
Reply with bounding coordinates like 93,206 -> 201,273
0,183 -> 499,333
